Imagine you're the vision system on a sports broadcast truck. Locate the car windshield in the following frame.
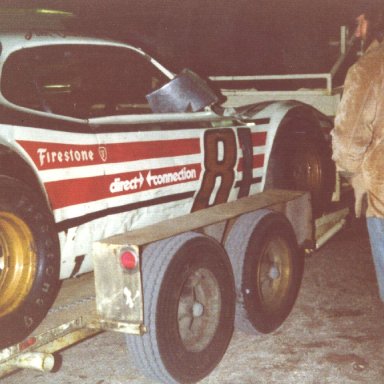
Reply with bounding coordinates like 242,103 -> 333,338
1,44 -> 169,119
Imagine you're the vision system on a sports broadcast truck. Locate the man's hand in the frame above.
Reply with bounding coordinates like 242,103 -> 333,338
351,173 -> 366,217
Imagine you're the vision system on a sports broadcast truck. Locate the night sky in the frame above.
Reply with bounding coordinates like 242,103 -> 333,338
0,0 -> 380,75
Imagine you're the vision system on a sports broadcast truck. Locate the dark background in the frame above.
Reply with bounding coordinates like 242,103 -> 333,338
0,1 -> 380,76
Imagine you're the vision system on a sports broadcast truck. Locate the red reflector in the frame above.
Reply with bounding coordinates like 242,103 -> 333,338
19,337 -> 37,351
120,249 -> 138,270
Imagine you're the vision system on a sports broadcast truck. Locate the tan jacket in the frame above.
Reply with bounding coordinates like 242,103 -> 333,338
332,40 -> 384,218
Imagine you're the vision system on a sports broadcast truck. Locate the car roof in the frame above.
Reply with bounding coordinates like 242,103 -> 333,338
0,31 -> 145,58
0,7 -> 141,53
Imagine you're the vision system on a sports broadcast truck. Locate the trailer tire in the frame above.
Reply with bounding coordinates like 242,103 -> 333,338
225,210 -> 304,334
126,232 -> 235,384
0,176 -> 60,348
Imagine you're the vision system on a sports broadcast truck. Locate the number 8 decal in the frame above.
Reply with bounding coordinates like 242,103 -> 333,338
192,129 -> 236,211
192,127 -> 254,212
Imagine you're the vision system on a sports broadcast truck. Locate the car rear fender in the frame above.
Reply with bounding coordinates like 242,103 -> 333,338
0,145 -> 50,208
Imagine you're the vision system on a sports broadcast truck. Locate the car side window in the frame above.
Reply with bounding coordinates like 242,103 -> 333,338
1,44 -> 169,119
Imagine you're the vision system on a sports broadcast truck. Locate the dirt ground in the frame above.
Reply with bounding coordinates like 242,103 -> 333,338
3,217 -> 384,384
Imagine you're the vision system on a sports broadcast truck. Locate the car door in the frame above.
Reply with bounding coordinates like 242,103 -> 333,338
84,45 -> 268,238
77,45 -> 213,234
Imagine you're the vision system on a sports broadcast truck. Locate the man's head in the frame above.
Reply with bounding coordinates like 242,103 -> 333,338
355,13 -> 368,41
355,4 -> 384,49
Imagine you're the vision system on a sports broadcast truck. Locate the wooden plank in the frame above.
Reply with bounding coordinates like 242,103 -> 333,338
102,189 -> 307,246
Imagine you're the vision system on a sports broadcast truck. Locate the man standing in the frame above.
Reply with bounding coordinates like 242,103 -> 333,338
332,4 -> 384,301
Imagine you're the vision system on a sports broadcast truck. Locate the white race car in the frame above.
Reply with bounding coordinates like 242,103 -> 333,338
0,31 -> 335,351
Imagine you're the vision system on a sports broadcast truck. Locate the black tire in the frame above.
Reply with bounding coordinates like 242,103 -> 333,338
126,232 -> 235,384
225,210 -> 304,334
268,132 -> 335,216
0,176 -> 60,348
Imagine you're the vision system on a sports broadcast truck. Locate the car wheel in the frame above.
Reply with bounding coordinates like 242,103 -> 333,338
0,176 -> 60,348
126,232 -> 235,384
225,210 -> 304,334
268,133 -> 335,216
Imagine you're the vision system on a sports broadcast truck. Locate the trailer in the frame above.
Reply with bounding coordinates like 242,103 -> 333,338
0,188 -> 349,383
0,23 -> 355,384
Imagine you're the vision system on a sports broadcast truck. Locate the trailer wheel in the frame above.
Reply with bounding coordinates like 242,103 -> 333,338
126,232 -> 235,384
225,210 -> 304,334
0,176 -> 60,348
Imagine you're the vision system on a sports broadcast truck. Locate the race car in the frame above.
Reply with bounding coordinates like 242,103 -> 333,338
0,31 -> 335,348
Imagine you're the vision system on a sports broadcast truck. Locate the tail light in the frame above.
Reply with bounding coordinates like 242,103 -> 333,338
120,247 -> 139,271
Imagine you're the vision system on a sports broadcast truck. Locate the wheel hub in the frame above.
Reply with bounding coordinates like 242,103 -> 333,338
192,301 -> 204,317
268,265 -> 280,280
178,268 -> 221,352
292,151 -> 322,192
258,237 -> 292,311
0,212 -> 36,316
